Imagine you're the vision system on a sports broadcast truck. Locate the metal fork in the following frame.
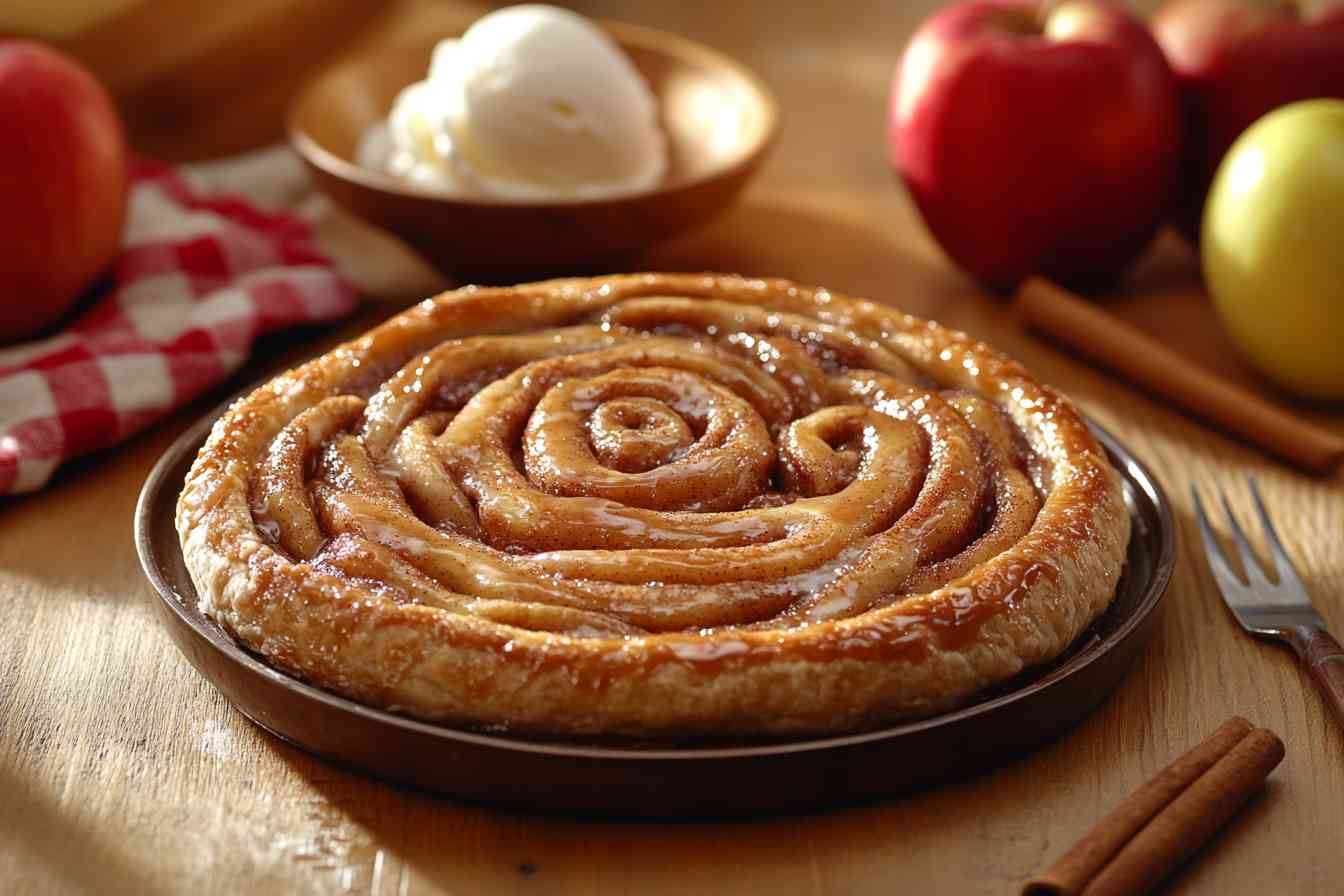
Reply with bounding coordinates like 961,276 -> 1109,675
1192,477 -> 1344,731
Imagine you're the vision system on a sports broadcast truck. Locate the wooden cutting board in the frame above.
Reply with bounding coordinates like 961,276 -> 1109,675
46,0 -> 488,160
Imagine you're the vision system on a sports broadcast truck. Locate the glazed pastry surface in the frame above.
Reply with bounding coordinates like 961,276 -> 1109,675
177,273 -> 1130,736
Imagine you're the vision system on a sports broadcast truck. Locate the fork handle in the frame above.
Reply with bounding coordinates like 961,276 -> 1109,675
1285,626 -> 1344,731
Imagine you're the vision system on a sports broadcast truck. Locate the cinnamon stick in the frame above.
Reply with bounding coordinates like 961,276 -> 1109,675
1023,717 -> 1285,896
1083,728 -> 1285,896
1014,277 -> 1344,474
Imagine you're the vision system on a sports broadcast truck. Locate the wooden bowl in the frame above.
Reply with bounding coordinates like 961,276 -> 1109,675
288,21 -> 777,280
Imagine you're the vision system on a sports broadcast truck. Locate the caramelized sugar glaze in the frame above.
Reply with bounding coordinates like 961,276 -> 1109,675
177,274 -> 1130,736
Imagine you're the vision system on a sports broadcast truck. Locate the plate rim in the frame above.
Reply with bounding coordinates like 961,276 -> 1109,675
136,407 -> 1174,762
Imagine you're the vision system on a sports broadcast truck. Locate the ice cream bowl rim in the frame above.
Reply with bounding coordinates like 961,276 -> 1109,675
288,17 -> 779,210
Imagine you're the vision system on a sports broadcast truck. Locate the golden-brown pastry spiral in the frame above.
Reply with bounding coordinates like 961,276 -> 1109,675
177,274 -> 1129,737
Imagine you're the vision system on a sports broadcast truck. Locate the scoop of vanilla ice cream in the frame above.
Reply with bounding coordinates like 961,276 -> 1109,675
380,4 -> 667,199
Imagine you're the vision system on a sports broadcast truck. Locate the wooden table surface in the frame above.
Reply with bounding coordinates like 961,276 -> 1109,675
3,1 -> 1342,893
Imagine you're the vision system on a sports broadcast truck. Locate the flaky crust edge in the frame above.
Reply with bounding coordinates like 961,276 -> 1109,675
175,273 -> 1130,737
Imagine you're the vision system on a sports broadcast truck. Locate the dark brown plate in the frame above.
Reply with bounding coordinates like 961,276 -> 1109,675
135,410 -> 1173,818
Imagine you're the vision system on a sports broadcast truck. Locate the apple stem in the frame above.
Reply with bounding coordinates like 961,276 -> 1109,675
1297,0 -> 1344,20
986,7 -> 1043,36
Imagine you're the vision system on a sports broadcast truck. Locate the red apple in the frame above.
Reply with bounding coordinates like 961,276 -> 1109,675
890,0 -> 1183,291
0,40 -> 128,344
1151,0 -> 1344,240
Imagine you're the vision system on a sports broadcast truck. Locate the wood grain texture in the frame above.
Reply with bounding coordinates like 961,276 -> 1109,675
3,1 -> 1342,893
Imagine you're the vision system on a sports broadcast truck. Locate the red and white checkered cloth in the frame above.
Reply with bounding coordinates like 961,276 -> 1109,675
0,159 -> 357,496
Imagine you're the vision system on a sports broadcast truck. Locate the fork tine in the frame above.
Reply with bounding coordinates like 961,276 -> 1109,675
1247,475 -> 1300,586
1217,481 -> 1271,585
1191,485 -> 1247,589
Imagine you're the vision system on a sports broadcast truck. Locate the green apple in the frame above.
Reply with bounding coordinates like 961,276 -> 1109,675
1202,98 -> 1344,401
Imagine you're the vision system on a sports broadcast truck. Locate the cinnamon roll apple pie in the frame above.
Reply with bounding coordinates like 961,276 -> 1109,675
177,273 -> 1130,737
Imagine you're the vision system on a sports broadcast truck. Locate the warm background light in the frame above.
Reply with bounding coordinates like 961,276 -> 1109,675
0,0 -> 142,38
